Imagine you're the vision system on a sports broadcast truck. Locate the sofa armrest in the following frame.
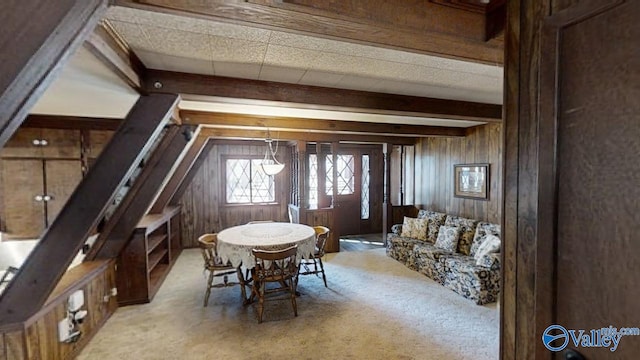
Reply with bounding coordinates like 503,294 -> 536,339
476,252 -> 501,270
391,224 -> 403,235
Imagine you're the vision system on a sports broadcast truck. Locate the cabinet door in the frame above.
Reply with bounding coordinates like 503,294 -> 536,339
88,130 -> 113,159
44,160 -> 82,226
41,129 -> 81,158
1,160 -> 46,238
0,128 -> 44,158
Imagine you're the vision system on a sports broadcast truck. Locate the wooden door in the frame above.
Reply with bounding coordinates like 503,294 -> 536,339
332,151 -> 361,236
536,1 -> 639,359
44,160 -> 83,226
1,160 -> 45,238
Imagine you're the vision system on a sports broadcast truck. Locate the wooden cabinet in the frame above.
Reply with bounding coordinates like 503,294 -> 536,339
0,159 -> 82,238
0,127 -> 112,239
1,128 -> 81,158
116,206 -> 182,306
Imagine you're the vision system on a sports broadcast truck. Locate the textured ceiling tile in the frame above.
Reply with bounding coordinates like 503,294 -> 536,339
214,62 -> 261,79
108,20 -> 152,51
210,36 -> 267,64
107,6 -> 210,34
259,65 -> 305,83
142,26 -> 211,61
298,71 -> 345,87
263,44 -> 321,70
160,54 -> 215,76
208,22 -> 271,42
134,49 -> 166,70
269,31 -> 347,53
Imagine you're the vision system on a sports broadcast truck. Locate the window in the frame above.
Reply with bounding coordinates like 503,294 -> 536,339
225,158 -> 275,204
325,154 -> 354,195
308,154 -> 318,209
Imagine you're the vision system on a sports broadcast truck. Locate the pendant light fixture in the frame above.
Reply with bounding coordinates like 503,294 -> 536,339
261,130 -> 284,176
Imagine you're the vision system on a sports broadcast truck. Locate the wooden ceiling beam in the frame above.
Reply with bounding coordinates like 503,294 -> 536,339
84,20 -> 146,92
23,114 -> 121,131
0,94 -> 179,325
199,127 -> 417,145
147,70 -> 502,122
0,0 -> 108,150
117,0 -> 502,64
180,111 -> 468,137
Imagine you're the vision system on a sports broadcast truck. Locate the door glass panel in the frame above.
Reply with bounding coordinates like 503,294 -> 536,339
361,155 -> 370,220
308,154 -> 318,209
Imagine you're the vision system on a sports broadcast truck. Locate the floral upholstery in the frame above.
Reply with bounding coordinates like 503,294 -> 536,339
418,210 -> 447,243
444,215 -> 478,256
410,243 -> 451,284
470,222 -> 501,257
386,234 -> 422,265
442,254 -> 500,305
400,216 -> 429,241
434,225 -> 460,252
387,210 -> 500,305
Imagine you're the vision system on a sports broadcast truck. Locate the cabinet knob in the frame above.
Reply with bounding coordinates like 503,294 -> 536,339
43,195 -> 52,202
31,139 -> 48,146
34,195 -> 44,202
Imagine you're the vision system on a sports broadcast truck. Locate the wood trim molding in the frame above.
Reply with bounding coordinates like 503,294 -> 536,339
180,111 -> 468,137
147,70 -> 502,122
169,137 -> 213,205
199,127 -> 418,145
116,0 -> 503,64
0,94 -> 178,326
0,0 -> 109,150
84,20 -> 146,91
149,129 -> 206,214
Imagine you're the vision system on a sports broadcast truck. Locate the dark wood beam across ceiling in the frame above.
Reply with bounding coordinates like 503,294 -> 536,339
116,0 -> 503,64
147,70 -> 502,122
23,114 -> 122,131
199,127 -> 417,145
180,111 -> 468,137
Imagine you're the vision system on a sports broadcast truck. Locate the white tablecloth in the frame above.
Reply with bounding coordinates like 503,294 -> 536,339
217,222 -> 316,268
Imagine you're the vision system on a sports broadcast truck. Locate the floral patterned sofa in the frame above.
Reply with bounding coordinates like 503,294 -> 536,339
386,209 -> 501,305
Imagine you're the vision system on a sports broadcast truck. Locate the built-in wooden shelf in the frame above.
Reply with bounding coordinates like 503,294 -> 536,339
116,206 -> 181,306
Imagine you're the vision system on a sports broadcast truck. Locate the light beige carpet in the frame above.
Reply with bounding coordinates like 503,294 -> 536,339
79,248 -> 499,360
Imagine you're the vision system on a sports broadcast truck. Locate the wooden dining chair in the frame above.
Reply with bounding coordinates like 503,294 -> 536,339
250,245 -> 300,323
246,220 -> 274,224
299,226 -> 330,287
198,233 -> 246,306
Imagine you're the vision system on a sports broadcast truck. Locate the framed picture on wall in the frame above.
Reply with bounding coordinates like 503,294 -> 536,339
453,163 -> 489,200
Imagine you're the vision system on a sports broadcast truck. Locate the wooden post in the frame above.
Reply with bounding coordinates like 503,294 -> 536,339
382,143 -> 392,246
0,94 -> 179,326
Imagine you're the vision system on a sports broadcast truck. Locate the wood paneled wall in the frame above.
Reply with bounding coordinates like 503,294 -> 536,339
0,260 -> 117,360
179,141 -> 291,248
417,123 -> 502,223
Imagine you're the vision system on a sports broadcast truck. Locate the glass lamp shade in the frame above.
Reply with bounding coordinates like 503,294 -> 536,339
261,161 -> 285,176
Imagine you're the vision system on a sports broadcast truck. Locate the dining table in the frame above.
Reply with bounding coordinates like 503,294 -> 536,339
216,222 -> 317,269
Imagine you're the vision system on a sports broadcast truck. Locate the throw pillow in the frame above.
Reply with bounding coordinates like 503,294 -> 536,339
400,217 -> 429,241
474,234 -> 501,265
434,225 -> 460,252
400,217 -> 416,238
412,218 -> 429,241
